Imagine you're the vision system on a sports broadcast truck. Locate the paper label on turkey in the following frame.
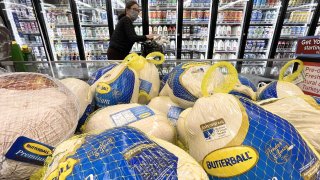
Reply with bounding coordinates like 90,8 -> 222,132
200,118 -> 230,141
110,106 -> 155,126
167,106 -> 184,123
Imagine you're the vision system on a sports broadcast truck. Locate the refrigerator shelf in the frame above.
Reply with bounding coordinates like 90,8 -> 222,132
81,24 -> 108,27
213,50 -> 237,53
215,36 -> 239,39
184,7 -> 210,10
253,6 -> 280,10
279,36 -> 303,39
18,18 -> 37,22
23,32 -> 41,35
216,22 -> 242,25
182,36 -> 206,39
28,43 -> 43,47
250,22 -> 274,26
83,38 -> 109,41
276,49 -> 295,53
183,21 -> 210,25
78,7 -> 106,10
247,37 -> 271,40
149,22 -> 176,25
283,22 -> 310,26
53,38 -> 77,41
245,50 -> 268,53
182,49 -> 206,52
287,5 -> 317,11
242,64 -> 266,66
54,24 -> 74,27
218,7 -> 245,10
149,7 -> 177,10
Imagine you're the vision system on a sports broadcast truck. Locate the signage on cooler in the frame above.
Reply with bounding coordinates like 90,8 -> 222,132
296,36 -> 320,58
297,61 -> 320,97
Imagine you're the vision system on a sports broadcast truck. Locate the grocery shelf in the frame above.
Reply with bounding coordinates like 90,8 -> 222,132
53,38 -> 77,41
23,32 -> 41,35
183,7 -> 210,10
83,38 -> 109,41
250,22 -> 274,26
213,50 -> 237,53
218,7 -> 245,10
182,49 -> 206,52
149,7 -> 177,10
245,50 -> 268,53
81,24 -> 108,27
247,37 -> 271,40
216,22 -> 242,25
78,7 -> 106,10
253,6 -> 280,10
276,49 -> 295,53
149,22 -> 176,25
54,24 -> 74,27
18,18 -> 37,21
28,43 -> 43,47
215,36 -> 239,39
279,36 -> 303,39
183,21 -> 210,25
287,5 -> 317,11
283,22 -> 310,26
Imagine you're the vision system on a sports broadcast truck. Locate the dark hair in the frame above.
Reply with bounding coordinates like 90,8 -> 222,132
118,1 -> 138,20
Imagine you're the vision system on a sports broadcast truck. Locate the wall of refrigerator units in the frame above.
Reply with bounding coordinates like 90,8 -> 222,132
1,0 -> 320,76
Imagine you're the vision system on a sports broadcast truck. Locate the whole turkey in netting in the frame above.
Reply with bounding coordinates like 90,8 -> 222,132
0,73 -> 79,179
83,103 -> 176,143
36,126 -> 208,180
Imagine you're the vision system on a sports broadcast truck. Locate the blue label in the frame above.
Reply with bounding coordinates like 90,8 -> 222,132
313,96 -> 320,105
167,63 -> 199,102
5,136 -> 54,166
167,106 -> 184,123
87,64 -> 116,85
207,97 -> 320,179
258,81 -> 278,100
139,79 -> 152,94
238,75 -> 257,92
95,67 -> 135,108
56,127 -> 178,179
110,106 -> 155,126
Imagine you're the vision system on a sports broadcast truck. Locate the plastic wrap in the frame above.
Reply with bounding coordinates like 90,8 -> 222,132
82,103 -> 176,143
180,62 -> 320,179
60,78 -> 94,131
90,54 -> 140,108
137,52 -> 165,104
259,95 -> 320,152
0,73 -> 79,179
148,96 -> 184,125
36,127 -> 208,180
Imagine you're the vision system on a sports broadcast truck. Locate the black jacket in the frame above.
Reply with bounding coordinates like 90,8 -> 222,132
109,16 -> 147,54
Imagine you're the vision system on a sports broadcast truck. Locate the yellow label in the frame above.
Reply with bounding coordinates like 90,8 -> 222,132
202,146 -> 259,178
23,143 -> 52,156
181,62 -> 208,69
47,158 -> 78,180
139,112 -> 151,119
96,82 -> 111,94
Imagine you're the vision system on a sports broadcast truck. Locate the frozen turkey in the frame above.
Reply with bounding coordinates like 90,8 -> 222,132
259,95 -> 320,152
257,81 -> 304,100
148,96 -> 184,124
83,103 -> 176,143
87,63 -> 117,85
90,61 -> 139,108
37,127 -> 208,180
183,93 -> 320,179
0,73 -> 79,180
176,108 -> 192,151
60,78 -> 94,131
137,52 -> 164,104
165,62 -> 225,109
229,75 -> 257,100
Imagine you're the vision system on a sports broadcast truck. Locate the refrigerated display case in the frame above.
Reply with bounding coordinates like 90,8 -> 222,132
40,0 -> 80,61
316,17 -> 320,35
149,0 -> 177,60
181,0 -> 210,60
241,0 -> 282,76
112,0 -> 143,54
75,0 -> 109,61
1,0 -> 48,61
272,0 -> 317,77
213,0 -> 247,62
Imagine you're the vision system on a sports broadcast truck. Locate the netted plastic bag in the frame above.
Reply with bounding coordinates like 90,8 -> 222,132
160,72 -> 169,92
36,126 -> 208,180
136,52 -> 165,104
60,78 -> 94,131
259,95 -> 320,152
257,60 -> 305,100
165,62 -> 225,109
148,96 -> 184,125
0,73 -> 79,180
176,108 -> 192,151
90,53 -> 140,108
82,103 -> 176,143
179,62 -> 320,179
87,63 -> 117,85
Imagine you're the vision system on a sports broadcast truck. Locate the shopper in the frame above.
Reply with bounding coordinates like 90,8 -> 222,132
107,1 -> 153,60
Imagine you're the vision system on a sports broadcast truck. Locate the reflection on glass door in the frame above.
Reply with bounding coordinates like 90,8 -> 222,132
181,0 -> 210,60
75,0 -> 109,61
315,15 -> 320,35
148,0 -> 177,61
41,0 -> 80,62
112,0 -> 142,54
213,0 -> 247,63
2,0 -> 48,61
241,0 -> 281,76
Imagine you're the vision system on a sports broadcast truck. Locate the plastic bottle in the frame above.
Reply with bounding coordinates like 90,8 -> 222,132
218,40 -> 224,51
163,26 -> 168,35
226,26 -> 232,36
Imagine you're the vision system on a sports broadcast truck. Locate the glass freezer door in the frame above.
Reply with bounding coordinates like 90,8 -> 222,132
241,0 -> 282,76
181,0 -> 210,60
112,0 -> 143,54
213,0 -> 248,62
149,0 -> 177,60
315,14 -> 320,35
272,0 -> 317,77
75,0 -> 109,61
1,0 -> 48,61
41,0 -> 80,62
